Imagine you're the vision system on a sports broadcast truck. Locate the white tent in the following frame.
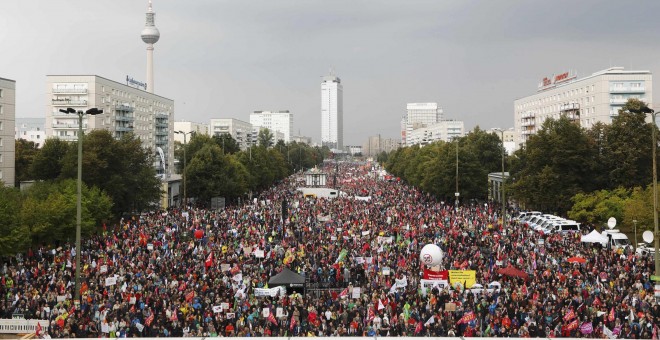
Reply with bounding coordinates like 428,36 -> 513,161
581,230 -> 607,244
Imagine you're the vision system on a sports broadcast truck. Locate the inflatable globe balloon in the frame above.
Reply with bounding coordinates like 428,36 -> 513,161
194,229 -> 204,239
420,244 -> 443,266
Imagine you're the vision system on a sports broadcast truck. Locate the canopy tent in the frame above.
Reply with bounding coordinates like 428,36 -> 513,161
497,265 -> 530,281
581,230 -> 607,244
268,267 -> 306,294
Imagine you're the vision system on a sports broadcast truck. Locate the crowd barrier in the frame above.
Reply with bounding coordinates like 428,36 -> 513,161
0,319 -> 49,334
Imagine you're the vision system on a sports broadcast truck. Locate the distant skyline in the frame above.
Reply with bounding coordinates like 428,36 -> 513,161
3,0 -> 660,145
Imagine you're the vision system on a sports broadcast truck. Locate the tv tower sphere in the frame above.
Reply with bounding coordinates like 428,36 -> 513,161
141,0 -> 160,44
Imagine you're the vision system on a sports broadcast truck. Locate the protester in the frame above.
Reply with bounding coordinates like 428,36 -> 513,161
1,161 -> 658,338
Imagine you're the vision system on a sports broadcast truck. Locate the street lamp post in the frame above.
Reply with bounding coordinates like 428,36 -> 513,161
454,137 -> 459,209
174,131 -> 193,208
632,107 -> 659,279
633,219 -> 638,251
494,129 -> 506,228
59,107 -> 103,303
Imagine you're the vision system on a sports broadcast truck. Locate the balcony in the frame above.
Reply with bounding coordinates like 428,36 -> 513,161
52,122 -> 84,129
57,135 -> 79,141
52,99 -> 87,106
115,115 -> 134,122
521,120 -> 535,127
53,88 -> 87,94
155,130 -> 168,136
115,104 -> 134,112
610,87 -> 645,93
115,126 -> 133,132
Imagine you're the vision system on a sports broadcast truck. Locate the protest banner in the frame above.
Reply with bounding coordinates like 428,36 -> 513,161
448,270 -> 476,288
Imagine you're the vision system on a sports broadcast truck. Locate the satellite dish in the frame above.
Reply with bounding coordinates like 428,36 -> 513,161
607,217 -> 617,230
643,230 -> 654,243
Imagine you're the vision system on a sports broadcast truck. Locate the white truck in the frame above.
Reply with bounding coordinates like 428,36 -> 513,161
600,229 -> 632,250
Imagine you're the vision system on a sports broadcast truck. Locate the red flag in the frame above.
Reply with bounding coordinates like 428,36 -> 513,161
457,311 -> 476,325
36,322 -> 42,337
205,252 -> 214,268
145,314 -> 155,326
268,312 -> 278,326
290,315 -> 297,331
339,287 -> 348,298
367,307 -> 375,323
521,283 -> 528,296
186,291 -> 195,302
567,318 -> 579,331
563,309 -> 575,322
593,296 -> 602,307
415,321 -> 423,334
608,307 -> 615,322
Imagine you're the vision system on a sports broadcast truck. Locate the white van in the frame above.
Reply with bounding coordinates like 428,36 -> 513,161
551,220 -> 581,234
600,229 -> 631,250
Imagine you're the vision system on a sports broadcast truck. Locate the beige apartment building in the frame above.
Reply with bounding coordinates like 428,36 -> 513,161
514,67 -> 653,146
45,75 -> 175,177
0,77 -> 15,187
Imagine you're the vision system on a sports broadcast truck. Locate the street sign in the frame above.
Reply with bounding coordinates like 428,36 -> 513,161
651,275 -> 660,282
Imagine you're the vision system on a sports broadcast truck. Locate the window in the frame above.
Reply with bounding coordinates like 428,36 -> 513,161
0,154 -> 3,163
0,89 -> 3,97
0,138 -> 2,146
0,121 -> 2,130
631,82 -> 641,88
0,170 -> 3,180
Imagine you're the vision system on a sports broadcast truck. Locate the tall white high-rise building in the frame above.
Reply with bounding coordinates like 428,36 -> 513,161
321,74 -> 343,150
141,0 -> 160,93
173,121 -> 208,144
249,110 -> 293,143
45,75 -> 175,177
0,77 -> 15,187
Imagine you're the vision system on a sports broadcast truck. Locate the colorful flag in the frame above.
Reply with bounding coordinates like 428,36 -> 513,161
608,307 -> 615,322
335,249 -> 348,264
290,315 -> 297,331
424,315 -> 435,326
415,321 -> 423,334
339,287 -> 348,299
268,312 -> 278,326
567,318 -> 579,331
145,314 -> 155,326
457,311 -> 476,325
378,299 -> 385,310
36,322 -> 42,337
563,309 -> 575,322
186,290 -> 195,302
205,252 -> 214,268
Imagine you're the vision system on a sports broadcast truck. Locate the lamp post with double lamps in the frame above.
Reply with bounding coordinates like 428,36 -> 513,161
493,129 -> 507,229
174,131 -> 194,208
631,106 -> 659,280
59,107 -> 103,303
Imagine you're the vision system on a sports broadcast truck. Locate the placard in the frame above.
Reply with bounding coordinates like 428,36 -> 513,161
101,322 -> 109,333
382,267 -> 391,276
221,264 -> 230,272
135,323 -> 144,332
352,287 -> 361,299
226,313 -> 235,319
255,250 -> 264,258
262,308 -> 270,318
276,307 -> 284,318
99,265 -> 108,274
221,302 -> 230,311
212,305 -> 223,313
57,296 -> 66,302
105,277 -> 117,286
445,302 -> 457,312
147,243 -> 154,251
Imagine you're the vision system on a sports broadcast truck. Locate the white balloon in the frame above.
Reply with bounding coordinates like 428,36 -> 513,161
420,244 -> 443,266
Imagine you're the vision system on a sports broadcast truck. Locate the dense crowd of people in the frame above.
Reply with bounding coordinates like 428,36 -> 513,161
1,161 -> 659,338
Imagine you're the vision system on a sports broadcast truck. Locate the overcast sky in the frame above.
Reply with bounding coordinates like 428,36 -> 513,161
3,0 -> 660,145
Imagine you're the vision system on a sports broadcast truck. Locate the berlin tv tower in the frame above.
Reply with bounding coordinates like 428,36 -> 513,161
141,0 -> 160,93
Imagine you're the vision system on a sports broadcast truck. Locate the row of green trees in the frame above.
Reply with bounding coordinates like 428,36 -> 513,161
176,129 -> 330,205
384,98 -> 659,232
3,128 -> 328,257
385,127 -> 505,200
